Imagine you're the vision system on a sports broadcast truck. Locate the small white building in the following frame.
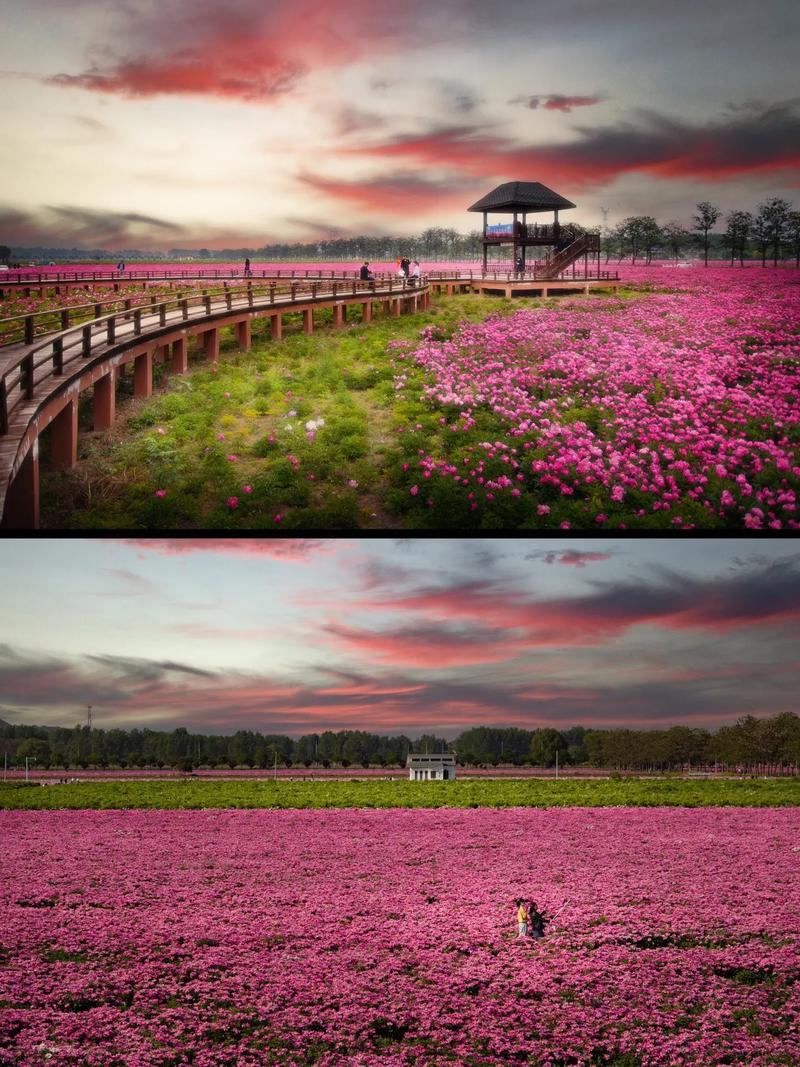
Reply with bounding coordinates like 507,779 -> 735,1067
407,753 -> 457,781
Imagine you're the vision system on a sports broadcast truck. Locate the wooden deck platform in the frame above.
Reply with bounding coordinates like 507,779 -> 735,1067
469,278 -> 623,298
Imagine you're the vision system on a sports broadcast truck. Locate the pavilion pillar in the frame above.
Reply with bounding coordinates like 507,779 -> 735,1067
237,319 -> 252,351
270,314 -> 282,340
172,337 -> 188,373
93,369 -> 116,430
392,299 -> 401,317
2,442 -> 40,530
382,300 -> 390,315
133,350 -> 153,399
332,304 -> 344,328
50,398 -> 78,469
302,309 -> 314,334
361,301 -> 371,323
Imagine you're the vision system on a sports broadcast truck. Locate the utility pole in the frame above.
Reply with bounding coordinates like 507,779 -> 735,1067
555,750 -> 559,780
87,704 -> 93,730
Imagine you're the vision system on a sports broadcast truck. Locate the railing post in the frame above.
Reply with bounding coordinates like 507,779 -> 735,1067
0,377 -> 7,435
22,353 -> 35,399
204,295 -> 211,314
82,324 -> 92,357
24,317 -> 34,345
226,291 -> 232,310
107,318 -> 116,344
53,337 -> 64,375
160,303 -> 167,326
247,288 -> 254,308
181,299 -> 188,320
94,303 -> 102,318
290,284 -> 297,300
270,286 -> 276,304
133,308 -> 142,335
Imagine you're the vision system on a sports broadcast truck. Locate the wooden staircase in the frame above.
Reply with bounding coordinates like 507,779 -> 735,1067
535,233 -> 600,279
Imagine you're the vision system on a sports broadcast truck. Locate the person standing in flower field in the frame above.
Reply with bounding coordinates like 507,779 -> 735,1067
515,898 -> 528,939
527,899 -> 569,942
527,901 -> 546,941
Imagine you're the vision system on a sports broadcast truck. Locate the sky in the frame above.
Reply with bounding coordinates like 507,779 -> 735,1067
0,0 -> 799,249
0,537 -> 797,737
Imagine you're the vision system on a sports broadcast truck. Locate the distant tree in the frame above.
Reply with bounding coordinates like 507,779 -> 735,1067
756,197 -> 792,267
723,210 -> 752,266
0,245 -> 10,263
340,758 -> 350,769
750,211 -> 771,267
529,729 -> 568,768
638,217 -> 663,264
692,201 -> 721,266
175,756 -> 195,774
787,211 -> 800,268
661,220 -> 690,262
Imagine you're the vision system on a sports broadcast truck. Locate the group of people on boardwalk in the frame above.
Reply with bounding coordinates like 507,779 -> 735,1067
358,259 -> 422,284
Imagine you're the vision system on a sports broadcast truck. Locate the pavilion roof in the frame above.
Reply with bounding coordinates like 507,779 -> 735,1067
468,182 -> 576,214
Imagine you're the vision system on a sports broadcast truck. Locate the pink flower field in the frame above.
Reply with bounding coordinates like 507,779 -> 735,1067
391,265 -> 800,528
2,808 -> 798,1066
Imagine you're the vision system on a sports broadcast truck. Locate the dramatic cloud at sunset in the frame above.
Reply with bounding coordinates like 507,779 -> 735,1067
0,538 -> 797,736
0,0 -> 797,246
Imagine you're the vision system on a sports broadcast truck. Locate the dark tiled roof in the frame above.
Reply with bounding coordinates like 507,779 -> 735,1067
468,182 -> 576,213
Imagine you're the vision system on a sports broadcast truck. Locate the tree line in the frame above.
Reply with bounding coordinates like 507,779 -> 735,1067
2,713 -> 798,772
4,197 -> 799,267
605,198 -> 800,266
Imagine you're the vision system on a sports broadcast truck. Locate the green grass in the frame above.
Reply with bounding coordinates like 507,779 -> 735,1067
1,777 -> 798,810
36,291 -> 612,529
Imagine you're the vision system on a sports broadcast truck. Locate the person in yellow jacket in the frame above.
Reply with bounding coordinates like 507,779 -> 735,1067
515,898 -> 528,939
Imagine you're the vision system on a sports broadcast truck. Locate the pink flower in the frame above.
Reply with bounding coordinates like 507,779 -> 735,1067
243,485 -> 253,494
224,391 -> 231,398
156,427 -> 165,435
226,496 -> 239,509
347,479 -> 359,488
217,433 -> 225,441
154,489 -> 167,498
274,513 -> 284,523
227,454 -> 237,462
537,504 -> 550,515
409,485 -> 419,496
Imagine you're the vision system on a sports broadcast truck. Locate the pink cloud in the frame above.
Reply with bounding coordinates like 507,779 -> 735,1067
324,621 -> 532,667
109,538 -> 334,561
47,2 -> 436,104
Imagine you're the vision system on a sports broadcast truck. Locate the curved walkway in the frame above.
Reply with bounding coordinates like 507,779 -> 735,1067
0,280 -> 429,528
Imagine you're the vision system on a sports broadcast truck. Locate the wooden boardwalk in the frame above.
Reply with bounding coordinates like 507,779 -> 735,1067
0,280 -> 429,528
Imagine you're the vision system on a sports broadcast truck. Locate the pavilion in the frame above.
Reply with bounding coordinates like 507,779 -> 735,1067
468,181 -> 592,275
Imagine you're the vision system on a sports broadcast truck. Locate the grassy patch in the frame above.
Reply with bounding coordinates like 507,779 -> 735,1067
1,777 -> 798,810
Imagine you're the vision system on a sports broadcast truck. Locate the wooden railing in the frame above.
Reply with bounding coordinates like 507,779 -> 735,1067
0,281 -> 305,348
0,277 -> 423,438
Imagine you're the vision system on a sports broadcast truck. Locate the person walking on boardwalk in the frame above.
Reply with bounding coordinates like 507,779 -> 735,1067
360,261 -> 373,281
244,257 -> 252,277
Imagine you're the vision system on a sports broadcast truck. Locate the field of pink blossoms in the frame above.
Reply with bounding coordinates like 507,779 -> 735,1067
391,265 -> 800,528
1,807 -> 798,1066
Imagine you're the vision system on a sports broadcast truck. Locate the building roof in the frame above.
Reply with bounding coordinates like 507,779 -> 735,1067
407,753 -> 456,765
468,182 -> 576,214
